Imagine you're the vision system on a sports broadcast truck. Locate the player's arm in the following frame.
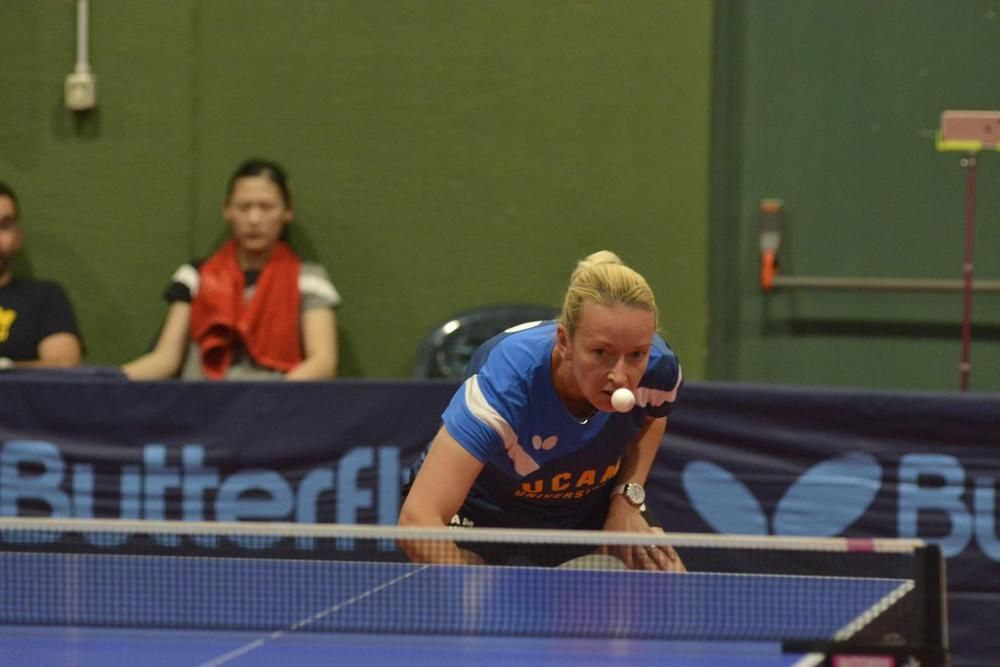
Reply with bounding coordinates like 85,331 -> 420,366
605,415 -> 664,536
604,416 -> 685,572
398,424 -> 485,564
121,302 -> 191,380
285,306 -> 337,380
8,332 -> 82,368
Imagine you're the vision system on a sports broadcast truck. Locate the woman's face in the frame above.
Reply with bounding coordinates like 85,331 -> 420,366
559,302 -> 656,412
224,176 -> 293,258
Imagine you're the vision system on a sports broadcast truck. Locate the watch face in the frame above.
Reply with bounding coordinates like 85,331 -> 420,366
625,483 -> 645,506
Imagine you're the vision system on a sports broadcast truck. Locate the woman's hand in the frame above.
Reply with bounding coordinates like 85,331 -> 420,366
601,495 -> 686,572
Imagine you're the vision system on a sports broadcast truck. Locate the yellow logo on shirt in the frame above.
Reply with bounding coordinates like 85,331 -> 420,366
515,461 -> 621,500
0,308 -> 15,343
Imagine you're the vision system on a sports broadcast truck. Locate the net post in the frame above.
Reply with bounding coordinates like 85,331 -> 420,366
913,544 -> 949,663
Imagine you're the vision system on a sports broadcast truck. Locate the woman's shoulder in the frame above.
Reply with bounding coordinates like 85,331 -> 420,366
163,260 -> 202,301
299,260 -> 330,279
298,261 -> 341,307
652,332 -> 679,364
169,260 -> 202,286
643,333 -> 682,397
471,321 -> 556,379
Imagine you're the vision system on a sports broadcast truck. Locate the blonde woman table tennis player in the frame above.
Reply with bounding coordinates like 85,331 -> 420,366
400,251 -> 685,571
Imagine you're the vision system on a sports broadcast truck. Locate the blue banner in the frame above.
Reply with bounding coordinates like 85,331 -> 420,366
0,371 -> 997,664
656,382 -> 1000,666
0,371 -> 456,529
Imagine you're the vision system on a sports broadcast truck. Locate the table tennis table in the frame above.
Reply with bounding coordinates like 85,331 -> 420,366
0,519 -> 947,667
0,626 -> 817,666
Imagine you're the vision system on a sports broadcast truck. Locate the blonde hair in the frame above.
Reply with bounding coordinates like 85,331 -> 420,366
559,250 -> 658,336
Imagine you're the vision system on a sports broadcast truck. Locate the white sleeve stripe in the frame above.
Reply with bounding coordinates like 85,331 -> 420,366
636,365 -> 683,408
299,273 -> 341,305
670,365 -> 683,397
171,265 -> 200,297
464,376 -> 539,477
465,376 -> 517,449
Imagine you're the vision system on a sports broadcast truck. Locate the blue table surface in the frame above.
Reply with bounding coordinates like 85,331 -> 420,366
0,553 -> 900,667
0,625 -> 821,667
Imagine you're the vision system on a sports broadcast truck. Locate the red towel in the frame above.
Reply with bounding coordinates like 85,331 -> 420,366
190,240 -> 302,378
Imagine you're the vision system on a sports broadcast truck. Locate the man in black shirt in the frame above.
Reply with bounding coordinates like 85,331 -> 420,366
0,182 -> 82,369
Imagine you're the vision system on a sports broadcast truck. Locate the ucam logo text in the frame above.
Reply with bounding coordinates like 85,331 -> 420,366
683,451 -> 1000,561
0,441 -> 403,549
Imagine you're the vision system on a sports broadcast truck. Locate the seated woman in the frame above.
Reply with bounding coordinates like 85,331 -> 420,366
123,159 -> 340,381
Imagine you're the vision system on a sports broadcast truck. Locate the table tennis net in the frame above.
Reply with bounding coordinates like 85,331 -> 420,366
0,518 -> 945,652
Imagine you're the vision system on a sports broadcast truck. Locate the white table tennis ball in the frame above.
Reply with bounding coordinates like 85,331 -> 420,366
611,387 -> 635,413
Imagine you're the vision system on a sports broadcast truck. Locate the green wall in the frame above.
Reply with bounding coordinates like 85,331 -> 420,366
1,3 -> 197,366
710,0 -> 1000,391
0,1 -> 712,379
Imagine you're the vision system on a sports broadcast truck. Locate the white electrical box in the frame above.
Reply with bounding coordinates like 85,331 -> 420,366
65,71 -> 97,111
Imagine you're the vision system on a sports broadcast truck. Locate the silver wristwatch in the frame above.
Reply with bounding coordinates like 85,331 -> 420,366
611,482 -> 646,508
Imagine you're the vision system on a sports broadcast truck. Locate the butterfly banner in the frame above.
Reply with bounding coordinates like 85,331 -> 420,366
657,382 -> 1000,666
0,371 -> 997,663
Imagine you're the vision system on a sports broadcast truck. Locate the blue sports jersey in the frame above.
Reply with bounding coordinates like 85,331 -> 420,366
411,320 -> 682,530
